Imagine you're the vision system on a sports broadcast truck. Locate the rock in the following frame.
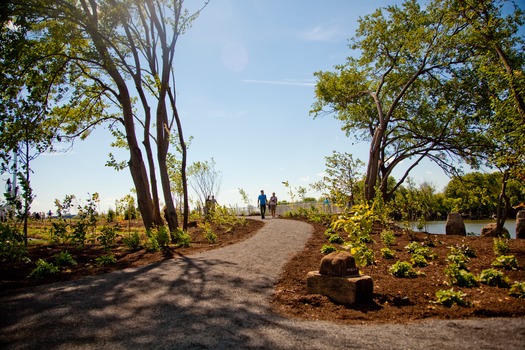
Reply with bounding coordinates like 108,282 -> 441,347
319,251 -> 359,277
306,271 -> 373,305
481,223 -> 510,238
445,212 -> 466,236
517,210 -> 525,239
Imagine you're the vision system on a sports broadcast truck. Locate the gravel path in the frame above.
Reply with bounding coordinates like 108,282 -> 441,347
1,218 -> 524,349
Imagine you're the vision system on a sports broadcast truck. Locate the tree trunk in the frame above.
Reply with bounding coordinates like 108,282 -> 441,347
365,126 -> 382,202
496,171 -> 510,232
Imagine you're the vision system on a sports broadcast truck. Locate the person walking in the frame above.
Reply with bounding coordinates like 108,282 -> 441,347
257,190 -> 267,219
269,192 -> 278,218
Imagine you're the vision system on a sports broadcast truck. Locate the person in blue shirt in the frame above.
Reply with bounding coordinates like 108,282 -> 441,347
257,190 -> 267,219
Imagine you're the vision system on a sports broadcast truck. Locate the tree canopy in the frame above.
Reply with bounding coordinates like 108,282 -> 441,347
311,0 -> 525,205
1,0 -> 209,233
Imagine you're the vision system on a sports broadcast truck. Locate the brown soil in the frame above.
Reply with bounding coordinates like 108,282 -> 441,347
0,218 -> 264,292
271,220 -> 525,324
2,217 -> 525,325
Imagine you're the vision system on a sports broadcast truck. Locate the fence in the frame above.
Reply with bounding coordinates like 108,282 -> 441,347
231,201 -> 343,216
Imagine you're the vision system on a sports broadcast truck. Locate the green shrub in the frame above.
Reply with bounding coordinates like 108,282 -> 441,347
156,226 -> 170,248
450,243 -> 476,258
28,259 -> 59,279
410,254 -> 428,267
204,228 -> 217,244
320,244 -> 337,255
509,282 -> 525,299
434,288 -> 470,307
328,234 -> 344,244
99,226 -> 118,250
53,251 -> 77,267
478,268 -> 509,288
0,223 -> 28,262
145,229 -> 160,252
444,264 -> 478,287
446,252 -> 470,271
50,221 -> 69,244
174,228 -> 191,247
389,261 -> 418,278
324,228 -> 335,237
380,247 -> 396,259
493,237 -> 510,256
353,245 -> 375,267
96,254 -> 116,266
404,242 -> 422,254
492,255 -> 519,270
380,229 -> 396,246
123,231 -> 141,250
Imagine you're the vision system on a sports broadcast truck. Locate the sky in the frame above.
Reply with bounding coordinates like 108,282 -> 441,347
3,0 -> 457,214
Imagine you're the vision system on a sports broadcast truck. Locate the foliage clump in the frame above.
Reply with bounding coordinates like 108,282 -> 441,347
434,289 -> 470,308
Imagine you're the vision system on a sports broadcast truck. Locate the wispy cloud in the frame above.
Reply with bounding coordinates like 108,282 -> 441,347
242,79 -> 315,87
299,24 -> 345,43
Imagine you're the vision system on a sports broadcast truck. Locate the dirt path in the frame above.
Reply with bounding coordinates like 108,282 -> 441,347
1,218 -> 524,349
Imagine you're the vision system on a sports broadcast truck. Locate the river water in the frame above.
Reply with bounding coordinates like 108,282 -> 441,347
406,220 -> 518,239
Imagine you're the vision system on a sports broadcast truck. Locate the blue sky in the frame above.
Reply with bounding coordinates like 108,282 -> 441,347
7,0 -> 455,213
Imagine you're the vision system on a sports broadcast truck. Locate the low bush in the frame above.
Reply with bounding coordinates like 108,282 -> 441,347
434,288 -> 470,307
389,261 -> 418,278
28,259 -> 59,279
53,250 -> 77,267
492,255 -> 519,270
493,238 -> 510,256
380,247 -> 396,259
380,229 -> 396,246
509,282 -> 525,299
444,263 -> 478,287
96,254 -> 116,266
123,231 -> 141,250
320,244 -> 337,254
478,268 -> 509,288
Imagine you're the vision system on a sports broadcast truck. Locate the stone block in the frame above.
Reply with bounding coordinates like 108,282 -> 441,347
319,251 -> 359,277
306,271 -> 373,305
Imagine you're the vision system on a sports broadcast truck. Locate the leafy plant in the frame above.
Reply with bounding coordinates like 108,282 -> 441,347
0,223 -> 28,262
410,254 -> 428,267
380,247 -> 395,259
478,268 -> 509,288
351,244 -> 375,267
123,230 -> 141,250
444,264 -> 478,287
99,226 -> 118,250
156,226 -> 170,248
28,259 -> 59,278
320,244 -> 337,254
145,229 -> 160,252
96,254 -> 116,266
450,243 -> 476,258
53,251 -> 77,267
446,252 -> 470,271
434,288 -> 470,307
328,234 -> 344,244
380,229 -> 396,246
389,261 -> 418,278
492,255 -> 519,270
50,221 -> 69,244
173,228 -> 191,247
493,237 -> 510,256
404,242 -> 423,254
509,282 -> 525,299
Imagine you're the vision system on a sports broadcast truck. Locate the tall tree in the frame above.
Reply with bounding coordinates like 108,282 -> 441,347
446,0 -> 525,231
311,0 -> 522,204
3,0 -> 209,233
